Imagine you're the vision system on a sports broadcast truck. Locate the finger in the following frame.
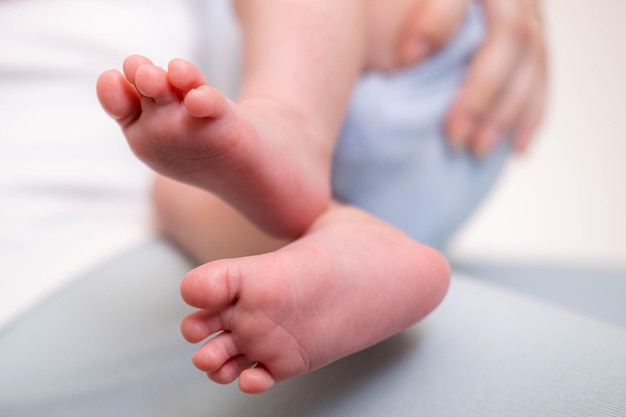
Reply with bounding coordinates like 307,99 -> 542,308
446,0 -> 530,148
473,2 -> 549,156
530,0 -> 543,22
397,0 -> 471,66
471,49 -> 537,157
471,6 -> 548,157
514,16 -> 549,153
513,75 -> 547,154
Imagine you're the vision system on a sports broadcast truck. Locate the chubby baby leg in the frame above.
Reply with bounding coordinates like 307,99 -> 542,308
180,203 -> 450,394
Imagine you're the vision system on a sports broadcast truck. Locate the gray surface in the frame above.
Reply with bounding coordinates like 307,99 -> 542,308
1,239 -> 625,416
0,239 -> 197,406
453,261 -> 626,328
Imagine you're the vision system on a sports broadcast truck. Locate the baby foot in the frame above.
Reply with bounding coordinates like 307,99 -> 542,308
96,55 -> 331,237
180,204 -> 450,394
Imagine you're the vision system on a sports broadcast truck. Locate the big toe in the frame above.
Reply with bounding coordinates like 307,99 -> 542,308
180,259 -> 243,311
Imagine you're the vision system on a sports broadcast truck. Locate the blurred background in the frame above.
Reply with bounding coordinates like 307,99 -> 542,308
449,0 -> 626,268
1,0 -> 624,330
0,0 -> 624,411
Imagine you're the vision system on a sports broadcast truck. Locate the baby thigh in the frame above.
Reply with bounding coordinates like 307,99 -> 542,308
332,4 -> 507,250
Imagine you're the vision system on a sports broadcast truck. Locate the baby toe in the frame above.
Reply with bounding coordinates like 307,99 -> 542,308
239,366 -> 277,394
181,310 -> 229,343
168,58 -> 208,91
192,331 -> 240,372
134,64 -> 181,104
96,70 -> 141,125
184,85 -> 227,118
208,355 -> 256,385
122,55 -> 154,84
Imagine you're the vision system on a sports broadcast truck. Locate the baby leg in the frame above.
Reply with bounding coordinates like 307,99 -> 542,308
180,203 -> 450,394
152,175 -> 288,263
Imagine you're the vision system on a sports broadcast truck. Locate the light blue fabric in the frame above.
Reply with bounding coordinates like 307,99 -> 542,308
333,4 -> 508,249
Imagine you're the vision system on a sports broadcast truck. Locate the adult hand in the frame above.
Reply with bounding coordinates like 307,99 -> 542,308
397,0 -> 547,157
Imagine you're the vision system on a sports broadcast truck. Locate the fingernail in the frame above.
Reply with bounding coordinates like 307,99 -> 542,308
450,137 -> 465,152
403,40 -> 431,65
449,114 -> 474,152
475,125 -> 500,159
